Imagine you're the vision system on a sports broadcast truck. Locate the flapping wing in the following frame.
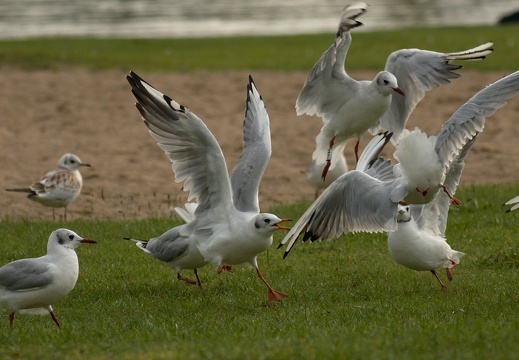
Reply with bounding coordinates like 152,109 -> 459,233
295,2 -> 367,118
127,71 -> 233,214
414,136 -> 477,237
371,42 -> 494,143
356,131 -> 393,171
0,259 -> 53,291
230,76 -> 271,213
435,70 -> 519,172
279,169 -> 406,257
505,195 -> 519,212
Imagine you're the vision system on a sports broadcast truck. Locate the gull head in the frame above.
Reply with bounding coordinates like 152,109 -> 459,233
375,71 -> 405,97
396,204 -> 412,223
253,214 -> 291,234
57,153 -> 91,171
49,228 -> 97,251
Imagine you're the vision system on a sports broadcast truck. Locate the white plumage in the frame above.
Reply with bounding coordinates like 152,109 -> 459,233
0,229 -> 96,328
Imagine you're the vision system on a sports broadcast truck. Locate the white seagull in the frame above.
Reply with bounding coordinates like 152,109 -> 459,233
387,136 -> 475,290
124,203 -> 210,288
0,228 -> 96,328
504,196 -> 519,212
127,72 -> 290,302
281,70 -> 519,257
5,153 -> 91,221
296,2 -> 493,180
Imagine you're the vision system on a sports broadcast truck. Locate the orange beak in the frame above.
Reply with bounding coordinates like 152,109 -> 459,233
275,218 -> 291,231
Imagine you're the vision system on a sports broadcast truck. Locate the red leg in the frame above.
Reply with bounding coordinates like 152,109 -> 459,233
431,270 -> 448,290
217,263 -> 233,274
446,260 -> 457,282
321,160 -> 331,181
354,139 -> 360,164
415,186 -> 430,196
177,272 -> 198,285
9,311 -> 15,329
321,136 -> 336,181
49,310 -> 61,328
256,268 -> 287,302
442,185 -> 460,207
193,269 -> 203,289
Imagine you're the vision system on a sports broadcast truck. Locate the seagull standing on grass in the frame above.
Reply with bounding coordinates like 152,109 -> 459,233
5,153 -> 91,221
297,2 -> 493,180
124,203 -> 210,288
127,72 -> 290,302
281,70 -> 519,257
0,229 -> 96,328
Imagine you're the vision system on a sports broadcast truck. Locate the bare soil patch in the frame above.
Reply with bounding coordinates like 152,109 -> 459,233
1,68 -> 518,220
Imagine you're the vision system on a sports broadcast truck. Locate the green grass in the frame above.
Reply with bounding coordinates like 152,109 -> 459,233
0,25 -> 518,72
1,182 -> 519,359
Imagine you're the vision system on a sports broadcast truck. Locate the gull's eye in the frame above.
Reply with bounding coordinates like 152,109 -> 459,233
383,79 -> 389,85
264,218 -> 271,224
68,234 -> 74,240
406,207 -> 410,211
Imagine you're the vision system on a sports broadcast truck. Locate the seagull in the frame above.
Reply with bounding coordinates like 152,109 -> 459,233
307,152 -> 348,199
5,153 -> 91,221
387,137 -> 475,290
127,72 -> 290,302
124,202 -> 210,288
281,70 -> 519,257
279,131 -> 402,257
504,196 -> 519,212
296,2 -> 493,180
0,228 -> 96,328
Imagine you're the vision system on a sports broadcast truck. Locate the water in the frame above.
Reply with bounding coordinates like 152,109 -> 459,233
3,0 -> 518,39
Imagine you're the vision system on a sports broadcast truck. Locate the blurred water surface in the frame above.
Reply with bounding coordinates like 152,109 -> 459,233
3,0 -> 518,39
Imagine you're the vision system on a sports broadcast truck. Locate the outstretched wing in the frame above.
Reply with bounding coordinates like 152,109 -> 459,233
370,42 -> 494,143
127,71 -> 233,214
230,75 -> 271,213
295,2 -> 367,118
279,132 -> 406,257
435,70 -> 519,173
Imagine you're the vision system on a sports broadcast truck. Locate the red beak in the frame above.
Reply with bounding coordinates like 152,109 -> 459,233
80,239 -> 97,244
392,87 -> 405,96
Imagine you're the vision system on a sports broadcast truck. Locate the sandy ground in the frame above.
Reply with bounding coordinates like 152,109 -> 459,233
1,68 -> 519,220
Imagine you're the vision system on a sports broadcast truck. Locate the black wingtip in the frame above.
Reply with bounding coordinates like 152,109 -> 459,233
283,251 -> 290,259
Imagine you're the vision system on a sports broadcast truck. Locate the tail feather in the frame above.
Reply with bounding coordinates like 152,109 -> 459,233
450,250 -> 465,265
123,237 -> 149,250
5,188 -> 33,193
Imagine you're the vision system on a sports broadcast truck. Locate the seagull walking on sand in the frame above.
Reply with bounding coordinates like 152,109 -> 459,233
0,229 -> 96,328
5,153 -> 91,220
124,203 -> 210,288
297,2 -> 493,180
388,137 -> 475,290
281,70 -> 519,257
127,72 -> 290,302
